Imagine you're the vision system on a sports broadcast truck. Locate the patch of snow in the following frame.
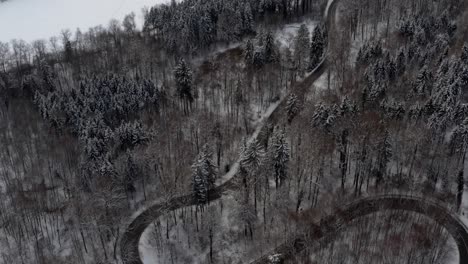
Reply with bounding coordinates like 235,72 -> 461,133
274,20 -> 318,51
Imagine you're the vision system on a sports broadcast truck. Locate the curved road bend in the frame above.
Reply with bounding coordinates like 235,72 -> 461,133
252,195 -> 468,264
120,0 -> 341,263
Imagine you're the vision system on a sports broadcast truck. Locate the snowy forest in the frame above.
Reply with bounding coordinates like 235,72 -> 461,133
0,0 -> 468,263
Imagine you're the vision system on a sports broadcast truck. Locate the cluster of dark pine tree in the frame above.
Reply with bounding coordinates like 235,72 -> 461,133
242,24 -> 326,71
356,11 -> 467,118
34,74 -> 162,190
243,32 -> 279,68
144,0 -> 325,54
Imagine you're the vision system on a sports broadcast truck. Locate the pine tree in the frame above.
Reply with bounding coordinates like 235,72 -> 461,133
312,102 -> 338,131
381,100 -> 405,120
432,66 -> 462,109
240,139 -> 264,173
385,53 -> 396,80
114,121 -> 149,151
415,26 -> 427,46
271,129 -> 290,188
242,4 -> 254,34
192,144 -> 217,204
309,25 -> 325,70
396,48 -> 406,76
263,31 -> 278,64
407,42 -> 418,62
398,18 -> 415,38
293,24 -> 310,73
199,12 -> 215,48
244,39 -> 254,65
174,59 -> 194,114
192,169 -> 208,204
339,96 -> 357,116
450,118 -> 468,154
461,43 -> 468,66
370,41 -> 383,58
286,93 -> 300,123
413,66 -> 433,96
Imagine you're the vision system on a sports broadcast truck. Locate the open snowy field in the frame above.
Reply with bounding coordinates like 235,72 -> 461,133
0,0 -> 171,42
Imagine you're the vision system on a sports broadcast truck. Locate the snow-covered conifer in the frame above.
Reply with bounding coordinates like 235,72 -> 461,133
309,25 -> 325,69
270,129 -> 290,188
192,144 -> 217,204
286,93 -> 301,123
294,24 -> 310,72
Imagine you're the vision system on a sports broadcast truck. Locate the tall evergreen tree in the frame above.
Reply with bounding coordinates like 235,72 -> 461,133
461,43 -> 468,66
286,93 -> 300,123
199,12 -> 215,48
240,139 -> 264,173
293,24 -> 310,73
396,48 -> 406,76
174,59 -> 194,114
309,25 -> 325,70
244,39 -> 254,65
376,130 -> 392,186
413,66 -> 433,96
271,129 -> 290,188
242,4 -> 255,34
263,31 -> 278,64
192,145 -> 217,204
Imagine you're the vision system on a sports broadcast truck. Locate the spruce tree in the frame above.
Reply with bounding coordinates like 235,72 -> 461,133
263,31 -> 278,64
240,139 -> 264,173
244,39 -> 254,65
174,59 -> 194,114
294,24 -> 310,73
199,12 -> 215,48
286,93 -> 300,123
396,48 -> 406,76
192,145 -> 217,204
312,102 -> 338,131
271,129 -> 290,188
450,118 -> 468,154
243,4 -> 254,34
413,66 -> 433,96
309,25 -> 325,70
461,43 -> 468,66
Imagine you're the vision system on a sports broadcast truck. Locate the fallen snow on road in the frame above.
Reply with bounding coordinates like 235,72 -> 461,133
0,0 -> 172,42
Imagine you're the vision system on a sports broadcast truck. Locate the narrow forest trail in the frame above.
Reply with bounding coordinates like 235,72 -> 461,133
119,1 -> 467,264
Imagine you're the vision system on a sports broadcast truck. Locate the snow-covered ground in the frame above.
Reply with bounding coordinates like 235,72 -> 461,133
274,20 -> 318,51
0,0 -> 172,42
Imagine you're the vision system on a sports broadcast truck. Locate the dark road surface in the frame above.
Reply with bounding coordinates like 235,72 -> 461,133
252,195 -> 468,264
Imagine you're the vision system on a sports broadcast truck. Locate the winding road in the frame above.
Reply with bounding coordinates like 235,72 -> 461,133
252,195 -> 468,263
119,1 -> 468,263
